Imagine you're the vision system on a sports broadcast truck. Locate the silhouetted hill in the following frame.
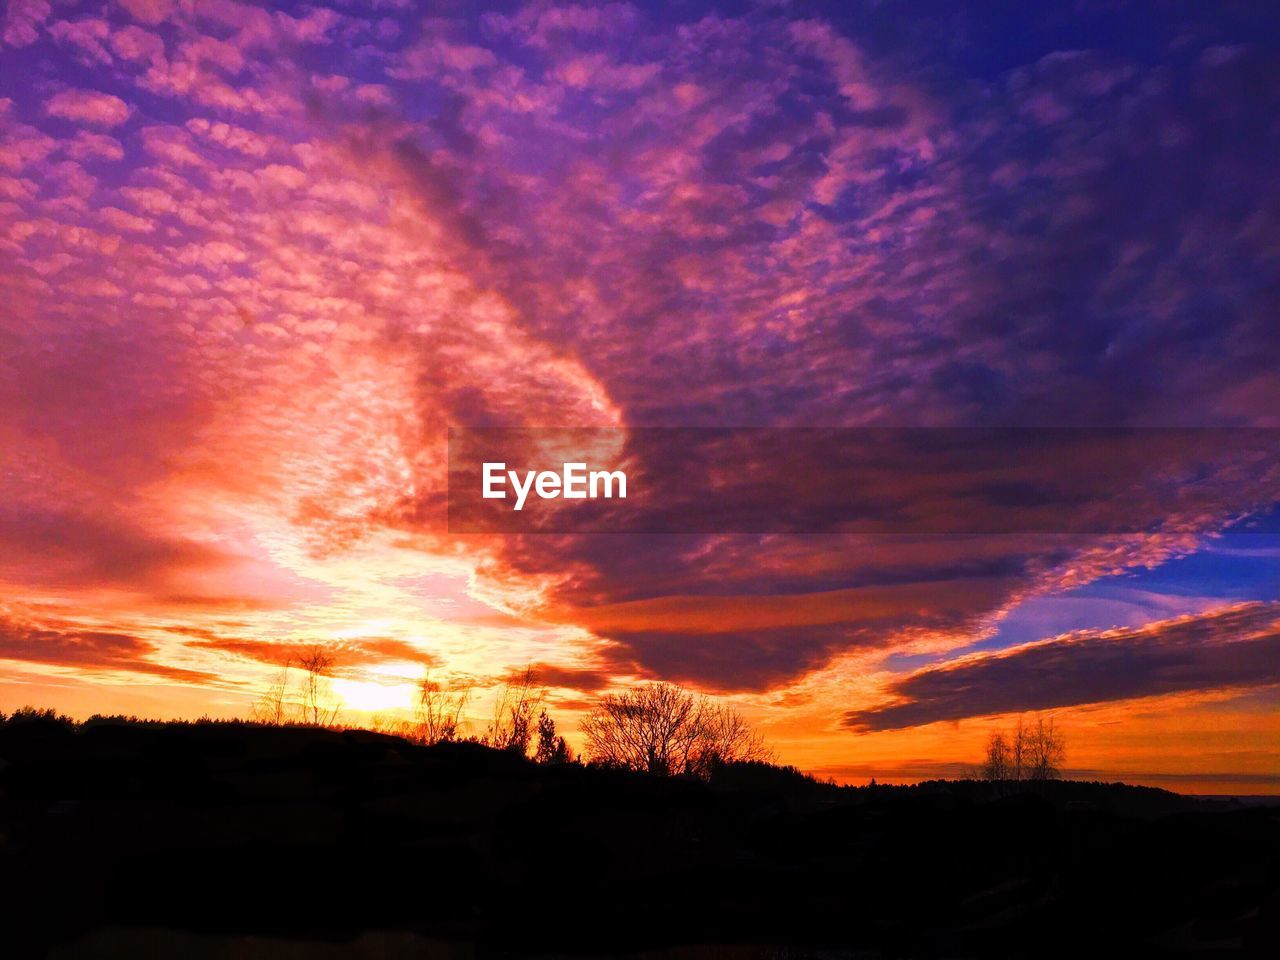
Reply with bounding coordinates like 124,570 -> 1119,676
1,714 -> 1276,958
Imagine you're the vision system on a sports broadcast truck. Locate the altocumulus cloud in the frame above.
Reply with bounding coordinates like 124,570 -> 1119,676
43,88 -> 131,127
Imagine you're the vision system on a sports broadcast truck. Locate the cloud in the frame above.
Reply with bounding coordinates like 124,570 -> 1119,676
44,88 -> 131,127
1,0 -> 1279,730
109,24 -> 164,64
0,505 -> 234,593
449,428 -> 1279,536
48,18 -> 114,65
0,615 -> 218,683
185,117 -> 271,156
115,0 -> 175,27
65,130 -> 125,162
189,636 -> 439,671
844,603 -> 1280,731
511,662 -> 612,693
99,205 -> 154,232
2,0 -> 49,47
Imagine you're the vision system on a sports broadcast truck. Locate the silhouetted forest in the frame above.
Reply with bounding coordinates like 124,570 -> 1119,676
1,710 -> 1276,958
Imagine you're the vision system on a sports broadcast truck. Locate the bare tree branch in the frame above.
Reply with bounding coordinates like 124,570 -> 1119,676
581,682 -> 769,778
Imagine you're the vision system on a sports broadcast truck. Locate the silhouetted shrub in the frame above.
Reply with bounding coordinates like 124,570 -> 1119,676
533,710 -> 572,764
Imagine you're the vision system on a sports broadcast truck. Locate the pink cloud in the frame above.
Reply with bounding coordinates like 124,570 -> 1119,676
275,7 -> 341,45
485,3 -> 641,50
0,122 -> 56,172
354,84 -> 393,106
180,35 -> 247,74
185,118 -> 271,156
66,130 -> 125,162
140,125 -> 208,167
0,175 -> 37,201
120,184 -> 178,215
390,36 -> 497,79
48,18 -> 114,65
44,88 -> 132,128
2,0 -> 49,47
556,54 -> 660,91
115,0 -> 175,27
109,24 -> 165,64
100,206 -> 154,232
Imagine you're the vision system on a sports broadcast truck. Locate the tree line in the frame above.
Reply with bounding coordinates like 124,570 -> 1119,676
416,668 -> 771,777
247,651 -> 1066,785
250,652 -> 768,779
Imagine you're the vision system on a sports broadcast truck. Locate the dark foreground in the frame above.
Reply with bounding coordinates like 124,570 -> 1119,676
1,716 -> 1277,958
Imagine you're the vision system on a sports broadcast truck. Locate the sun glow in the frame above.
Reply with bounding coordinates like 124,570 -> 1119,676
332,677 -> 416,713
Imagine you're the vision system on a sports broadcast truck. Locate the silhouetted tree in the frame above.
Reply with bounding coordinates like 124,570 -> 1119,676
414,671 -> 471,744
980,715 -> 1065,782
485,666 -> 544,755
1026,716 -> 1065,780
533,710 -> 571,764
1011,717 -> 1027,781
982,731 -> 1011,780
252,660 -> 292,725
582,682 -> 698,776
2,706 -> 74,728
690,698 -> 770,776
581,682 -> 768,778
297,646 -> 339,727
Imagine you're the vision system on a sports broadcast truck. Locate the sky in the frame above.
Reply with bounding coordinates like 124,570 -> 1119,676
1,0 -> 1278,793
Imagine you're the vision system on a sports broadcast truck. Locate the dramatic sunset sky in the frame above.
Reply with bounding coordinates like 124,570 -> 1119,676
2,1 -> 1278,793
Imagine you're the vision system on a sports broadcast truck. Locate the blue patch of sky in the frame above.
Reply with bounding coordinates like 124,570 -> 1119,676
884,504 -> 1280,672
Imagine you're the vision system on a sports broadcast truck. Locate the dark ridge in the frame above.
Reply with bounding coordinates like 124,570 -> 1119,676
1,715 -> 1276,958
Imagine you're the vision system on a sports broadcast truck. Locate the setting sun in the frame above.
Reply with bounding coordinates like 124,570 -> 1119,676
332,677 -> 416,715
